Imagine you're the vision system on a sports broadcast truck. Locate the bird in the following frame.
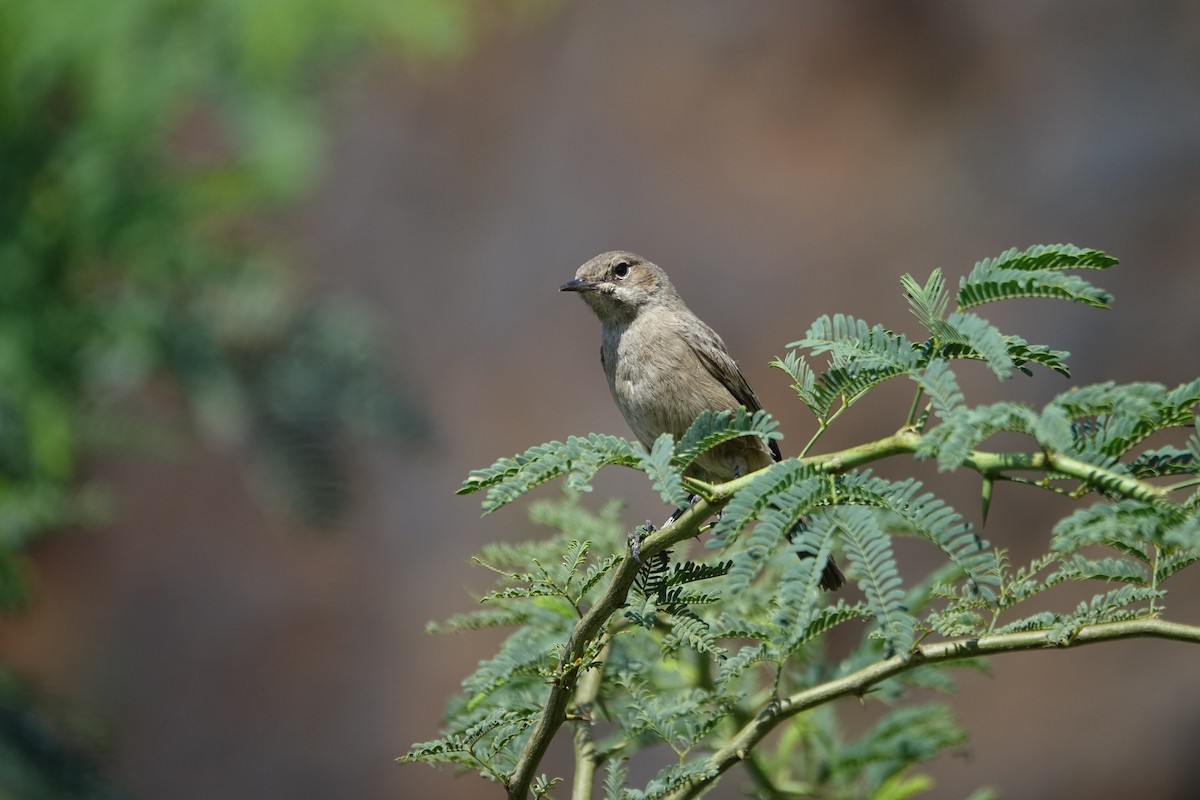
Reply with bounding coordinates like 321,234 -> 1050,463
560,250 -> 844,591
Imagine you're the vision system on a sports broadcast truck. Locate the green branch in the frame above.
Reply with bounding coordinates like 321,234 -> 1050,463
963,448 -> 1169,503
662,618 -> 1200,800
569,641 -> 610,800
507,500 -> 714,799
424,246 -> 1200,798
837,428 -> 1169,504
506,430 -> 1178,797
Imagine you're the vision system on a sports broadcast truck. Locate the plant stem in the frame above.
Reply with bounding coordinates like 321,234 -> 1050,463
508,429 -> 1177,797
662,618 -> 1200,800
570,641 -> 611,800
1164,476 -> 1200,493
799,401 -> 847,457
798,422 -> 830,459
507,500 -> 715,799
963,449 -> 1168,504
904,386 -> 925,428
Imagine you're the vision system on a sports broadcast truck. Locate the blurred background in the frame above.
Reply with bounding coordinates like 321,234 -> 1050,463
1,1 -> 1199,798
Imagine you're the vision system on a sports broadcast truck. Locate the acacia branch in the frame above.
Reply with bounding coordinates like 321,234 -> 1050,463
963,448 -> 1169,503
507,498 -> 716,799
570,641 -> 610,800
805,429 -> 1170,505
663,618 -> 1200,800
507,430 -> 1178,798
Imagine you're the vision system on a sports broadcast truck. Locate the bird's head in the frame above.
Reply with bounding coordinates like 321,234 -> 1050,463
560,251 -> 677,323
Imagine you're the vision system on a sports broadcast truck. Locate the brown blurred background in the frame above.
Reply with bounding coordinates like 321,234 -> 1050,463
5,2 -> 1200,798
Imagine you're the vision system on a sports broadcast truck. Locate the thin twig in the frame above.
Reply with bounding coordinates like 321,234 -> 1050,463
507,499 -> 716,799
570,641 -> 611,800
661,618 -> 1200,800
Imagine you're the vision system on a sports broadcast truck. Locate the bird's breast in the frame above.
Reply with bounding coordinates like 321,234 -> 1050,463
601,317 -> 719,445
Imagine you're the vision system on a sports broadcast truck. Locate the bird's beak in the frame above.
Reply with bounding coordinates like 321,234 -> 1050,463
559,278 -> 597,293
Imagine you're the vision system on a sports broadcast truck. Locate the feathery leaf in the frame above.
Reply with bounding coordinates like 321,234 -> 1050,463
902,269 -> 950,329
829,506 -> 915,656
638,433 -> 690,509
461,434 -> 640,514
675,408 -> 781,473
957,244 -> 1116,311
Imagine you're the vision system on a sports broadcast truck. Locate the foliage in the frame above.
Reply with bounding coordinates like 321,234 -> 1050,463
0,667 -> 126,800
406,245 -> 1200,799
0,0 -> 542,794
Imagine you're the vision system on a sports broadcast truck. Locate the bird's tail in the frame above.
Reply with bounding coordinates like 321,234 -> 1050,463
785,521 -> 845,592
818,558 -> 845,592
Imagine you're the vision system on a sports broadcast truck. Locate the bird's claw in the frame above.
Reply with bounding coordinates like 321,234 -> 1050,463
627,521 -> 655,563
662,494 -> 699,530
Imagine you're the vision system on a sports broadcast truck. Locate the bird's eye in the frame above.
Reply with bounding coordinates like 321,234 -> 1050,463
613,261 -> 630,279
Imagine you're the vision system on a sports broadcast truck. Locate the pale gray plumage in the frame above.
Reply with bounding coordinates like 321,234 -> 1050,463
561,250 -> 844,591
560,251 -> 776,482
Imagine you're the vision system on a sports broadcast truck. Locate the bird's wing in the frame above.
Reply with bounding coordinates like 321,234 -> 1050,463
683,320 -> 783,463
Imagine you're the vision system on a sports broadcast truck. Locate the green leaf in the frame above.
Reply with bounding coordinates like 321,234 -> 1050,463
792,315 -> 923,374
828,506 -> 915,656
783,315 -> 923,418
638,433 -> 690,509
938,312 -> 1013,379
913,359 -> 964,422
1156,548 -> 1200,584
918,402 -> 1040,471
1034,403 -> 1075,453
780,599 -> 869,656
1048,554 -> 1149,586
770,519 -> 840,643
1048,586 -> 1163,643
1128,446 -> 1197,479
838,474 -> 997,594
712,460 -> 819,548
901,269 -> 949,329
674,408 -> 781,474
1051,379 -> 1200,461
1162,507 -> 1200,550
836,704 -> 966,781
716,642 -> 775,689
872,770 -> 935,800
979,243 -> 1118,271
668,560 -> 733,586
957,244 -> 1116,311
770,350 -> 825,418
1003,335 -> 1072,377
811,363 -> 909,418
460,434 -> 640,514
721,464 -> 825,594
959,265 -> 1114,309
1050,499 -> 1184,555
603,758 -> 630,800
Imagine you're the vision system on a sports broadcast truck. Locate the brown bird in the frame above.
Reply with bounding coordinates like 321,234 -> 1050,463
561,250 -> 844,591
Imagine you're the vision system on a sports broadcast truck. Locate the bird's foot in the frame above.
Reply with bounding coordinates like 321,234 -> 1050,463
662,494 -> 699,530
627,521 -> 655,563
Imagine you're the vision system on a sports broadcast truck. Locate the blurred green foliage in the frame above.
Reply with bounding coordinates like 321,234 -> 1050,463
0,0 -> 542,792
0,666 -> 123,800
0,0 -> 527,593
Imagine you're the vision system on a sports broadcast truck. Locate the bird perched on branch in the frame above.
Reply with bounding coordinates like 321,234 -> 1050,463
561,250 -> 844,591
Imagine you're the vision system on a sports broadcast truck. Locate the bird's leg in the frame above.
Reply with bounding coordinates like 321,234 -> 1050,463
662,495 -> 697,528
711,465 -> 745,525
627,520 -> 655,563
666,466 -> 740,535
